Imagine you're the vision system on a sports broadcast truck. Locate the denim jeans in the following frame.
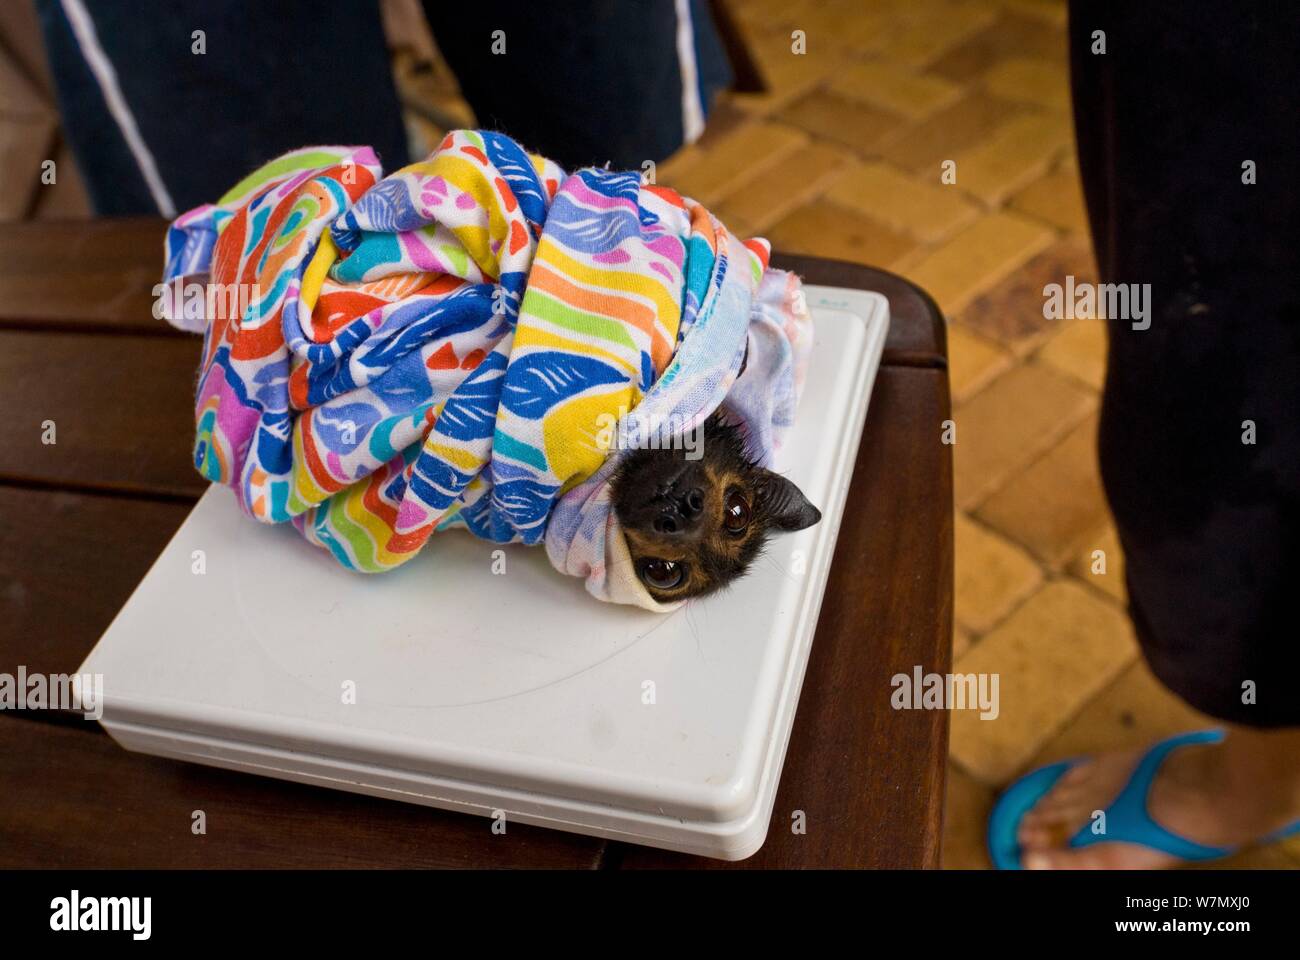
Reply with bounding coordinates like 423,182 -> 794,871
36,0 -> 731,216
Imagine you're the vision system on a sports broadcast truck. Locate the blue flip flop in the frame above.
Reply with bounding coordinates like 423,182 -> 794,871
988,729 -> 1300,869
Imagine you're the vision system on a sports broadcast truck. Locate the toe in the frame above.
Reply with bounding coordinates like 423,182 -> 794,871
1017,790 -> 1089,848
1034,789 -> 1085,819
1019,816 -> 1074,850
1058,761 -> 1093,785
1023,846 -> 1102,870
1021,849 -> 1067,870
1025,842 -> 1174,870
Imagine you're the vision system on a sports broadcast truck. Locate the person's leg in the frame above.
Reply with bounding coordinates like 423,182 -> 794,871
1016,0 -> 1300,868
36,0 -> 410,215
422,0 -> 733,169
1019,730 -> 1300,869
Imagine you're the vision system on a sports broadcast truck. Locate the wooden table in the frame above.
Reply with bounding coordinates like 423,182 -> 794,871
0,219 -> 952,868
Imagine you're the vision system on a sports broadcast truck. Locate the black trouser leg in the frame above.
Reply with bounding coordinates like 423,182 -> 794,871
36,0 -> 410,215
1070,0 -> 1300,727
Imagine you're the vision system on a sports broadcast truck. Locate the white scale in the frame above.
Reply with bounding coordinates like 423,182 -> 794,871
79,286 -> 889,860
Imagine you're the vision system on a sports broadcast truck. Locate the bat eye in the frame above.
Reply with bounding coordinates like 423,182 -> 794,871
640,558 -> 684,591
723,490 -> 752,533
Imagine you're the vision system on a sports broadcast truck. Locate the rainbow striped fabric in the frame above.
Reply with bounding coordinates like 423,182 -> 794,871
162,129 -> 810,610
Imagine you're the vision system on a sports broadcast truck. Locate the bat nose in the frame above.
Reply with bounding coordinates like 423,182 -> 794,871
652,512 -> 680,534
651,488 -> 705,534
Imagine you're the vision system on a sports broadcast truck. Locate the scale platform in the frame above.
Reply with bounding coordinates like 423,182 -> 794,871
78,286 -> 889,861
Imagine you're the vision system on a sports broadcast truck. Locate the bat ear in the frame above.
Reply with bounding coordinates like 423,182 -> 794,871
758,470 -> 822,531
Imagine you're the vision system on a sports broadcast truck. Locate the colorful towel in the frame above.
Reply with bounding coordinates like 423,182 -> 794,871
162,129 -> 811,610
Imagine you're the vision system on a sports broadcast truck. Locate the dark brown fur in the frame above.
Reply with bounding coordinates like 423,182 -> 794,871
610,412 -> 821,603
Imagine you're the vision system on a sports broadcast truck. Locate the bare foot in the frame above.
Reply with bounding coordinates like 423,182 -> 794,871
1018,734 -> 1300,869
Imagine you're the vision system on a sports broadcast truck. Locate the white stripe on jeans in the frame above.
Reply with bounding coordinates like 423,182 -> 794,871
674,0 -> 706,145
60,0 -> 176,216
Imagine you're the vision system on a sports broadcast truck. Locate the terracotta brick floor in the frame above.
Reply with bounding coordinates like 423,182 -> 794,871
3,0 -> 1294,869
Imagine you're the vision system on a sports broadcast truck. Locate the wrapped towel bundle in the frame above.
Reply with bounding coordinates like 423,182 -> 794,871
162,129 -> 811,610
